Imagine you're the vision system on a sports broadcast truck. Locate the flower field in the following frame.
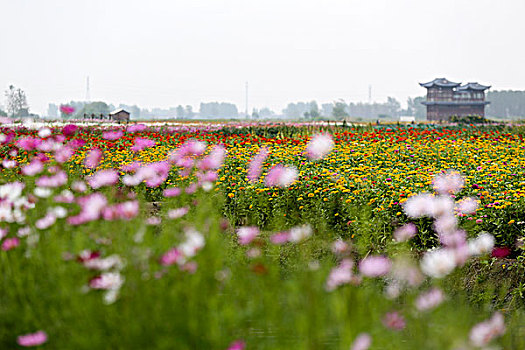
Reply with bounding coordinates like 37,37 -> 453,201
1,119 -> 524,349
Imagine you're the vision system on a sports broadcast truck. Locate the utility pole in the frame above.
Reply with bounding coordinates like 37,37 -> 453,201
368,85 -> 372,104
86,76 -> 91,102
245,81 -> 249,118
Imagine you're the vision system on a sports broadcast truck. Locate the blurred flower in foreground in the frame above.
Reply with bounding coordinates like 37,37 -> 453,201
237,226 -> 260,245
433,170 -> 464,195
415,288 -> 444,311
305,133 -> 334,160
227,340 -> 245,350
359,256 -> 391,277
247,147 -> 269,182
265,164 -> 297,188
469,312 -> 505,347
382,311 -> 406,331
350,333 -> 372,350
17,330 -> 47,347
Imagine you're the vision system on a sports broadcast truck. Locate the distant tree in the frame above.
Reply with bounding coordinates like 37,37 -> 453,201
407,96 -> 426,119
332,100 -> 349,119
199,102 -> 239,118
386,97 -> 401,117
75,102 -> 110,118
321,103 -> 333,117
0,108 -> 6,117
258,107 -> 274,118
283,102 -> 313,119
176,105 -> 185,119
309,101 -> 320,119
5,85 -> 28,117
252,108 -> 259,119
486,90 -> 525,118
185,105 -> 195,118
47,103 -> 59,118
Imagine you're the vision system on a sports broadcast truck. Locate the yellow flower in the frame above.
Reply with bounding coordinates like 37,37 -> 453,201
228,193 -> 235,198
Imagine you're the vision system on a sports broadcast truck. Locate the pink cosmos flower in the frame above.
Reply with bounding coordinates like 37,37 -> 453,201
54,190 -> 75,203
87,169 -> 119,189
21,159 -> 44,176
237,226 -> 260,245
2,237 -> 20,251
2,159 -> 17,169
433,170 -> 464,195
89,272 -> 124,290
167,207 -> 189,219
415,288 -> 444,311
0,228 -> 7,240
438,229 -> 466,247
121,161 -> 142,172
305,133 -> 334,160
185,183 -> 198,194
17,330 -> 48,347
420,248 -> 457,278
60,105 -> 75,115
102,130 -> 124,141
62,124 -> 78,136
331,239 -> 349,254
270,231 -> 290,244
131,138 -> 156,152
35,213 -> 57,230
227,340 -> 245,350
350,333 -> 372,350
126,124 -> 147,133
54,146 -> 74,163
382,311 -> 406,331
16,137 -> 42,151
402,193 -> 435,218
457,197 -> 478,214
433,214 -> 458,236
247,147 -> 269,182
393,223 -> 417,242
359,256 -> 391,277
326,259 -> 355,291
469,312 -> 506,347
265,164 -> 298,188
37,139 -> 58,152
67,193 -> 108,225
197,145 -> 226,170
185,140 -> 207,156
36,171 -> 68,188
102,201 -> 139,221
164,187 -> 182,197
67,139 -> 86,150
85,148 -> 102,169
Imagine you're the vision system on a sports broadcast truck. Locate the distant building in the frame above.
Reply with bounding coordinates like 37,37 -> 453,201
109,109 -> 130,122
420,78 -> 490,121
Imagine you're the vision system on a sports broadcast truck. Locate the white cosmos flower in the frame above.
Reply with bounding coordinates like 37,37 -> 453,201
420,248 -> 457,278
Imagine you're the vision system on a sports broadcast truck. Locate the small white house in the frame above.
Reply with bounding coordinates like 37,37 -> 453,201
399,116 -> 416,123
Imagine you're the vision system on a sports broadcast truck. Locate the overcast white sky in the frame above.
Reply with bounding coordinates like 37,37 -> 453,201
1,0 -> 525,115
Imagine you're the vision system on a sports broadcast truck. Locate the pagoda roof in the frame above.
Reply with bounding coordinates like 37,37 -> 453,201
457,82 -> 491,91
420,78 -> 461,88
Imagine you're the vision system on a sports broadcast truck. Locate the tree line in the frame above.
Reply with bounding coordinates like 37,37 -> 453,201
5,85 -> 525,120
